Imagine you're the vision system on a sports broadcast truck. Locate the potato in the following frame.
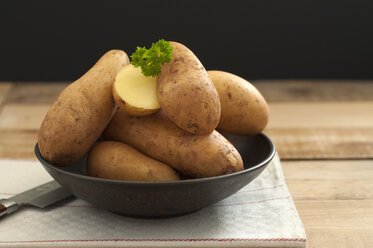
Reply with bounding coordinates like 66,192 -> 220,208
103,110 -> 243,178
157,41 -> 221,135
113,64 -> 160,116
87,141 -> 180,181
38,50 -> 130,166
207,70 -> 269,135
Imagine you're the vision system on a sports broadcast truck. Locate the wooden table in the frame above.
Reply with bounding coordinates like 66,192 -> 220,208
1,80 -> 372,248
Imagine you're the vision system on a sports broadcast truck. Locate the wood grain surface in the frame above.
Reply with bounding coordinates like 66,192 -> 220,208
0,83 -> 13,108
6,82 -> 68,103
0,130 -> 38,159
283,160 -> 373,200
296,200 -> 373,248
267,102 -> 373,128
254,80 -> 373,102
0,80 -> 372,248
0,103 -> 50,130
265,128 -> 373,159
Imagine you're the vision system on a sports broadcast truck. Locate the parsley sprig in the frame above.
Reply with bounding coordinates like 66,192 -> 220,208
130,39 -> 173,77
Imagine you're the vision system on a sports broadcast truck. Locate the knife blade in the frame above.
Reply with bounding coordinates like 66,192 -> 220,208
0,181 -> 72,218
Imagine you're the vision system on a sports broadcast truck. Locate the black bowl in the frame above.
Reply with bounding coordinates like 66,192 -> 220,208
35,133 -> 275,217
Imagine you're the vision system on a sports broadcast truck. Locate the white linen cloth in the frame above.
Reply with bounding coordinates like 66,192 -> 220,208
0,154 -> 306,247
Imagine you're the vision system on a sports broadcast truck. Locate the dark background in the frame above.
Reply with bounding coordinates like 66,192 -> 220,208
1,0 -> 373,81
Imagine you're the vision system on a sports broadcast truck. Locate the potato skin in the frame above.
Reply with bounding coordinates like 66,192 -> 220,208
87,141 -> 180,181
208,70 -> 269,135
157,41 -> 221,135
103,110 -> 243,178
38,50 -> 130,166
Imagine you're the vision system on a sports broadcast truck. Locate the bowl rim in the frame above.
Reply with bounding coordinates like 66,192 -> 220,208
35,133 -> 276,186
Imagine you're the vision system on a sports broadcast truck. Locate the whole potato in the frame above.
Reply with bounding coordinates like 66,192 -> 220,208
103,110 -> 243,178
157,41 -> 221,135
38,50 -> 130,166
208,70 -> 269,135
87,141 -> 180,181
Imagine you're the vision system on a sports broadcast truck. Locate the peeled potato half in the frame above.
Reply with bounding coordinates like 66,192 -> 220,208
113,64 -> 160,116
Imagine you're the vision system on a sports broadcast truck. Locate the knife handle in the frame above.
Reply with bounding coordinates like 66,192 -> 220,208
0,199 -> 19,218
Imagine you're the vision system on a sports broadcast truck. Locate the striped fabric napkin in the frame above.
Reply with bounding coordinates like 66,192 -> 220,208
0,154 -> 306,247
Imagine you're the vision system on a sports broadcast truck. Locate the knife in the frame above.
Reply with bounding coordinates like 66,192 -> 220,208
0,181 -> 72,218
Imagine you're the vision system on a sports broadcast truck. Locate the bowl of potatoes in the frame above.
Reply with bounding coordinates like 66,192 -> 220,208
35,40 -> 275,217
35,132 -> 274,217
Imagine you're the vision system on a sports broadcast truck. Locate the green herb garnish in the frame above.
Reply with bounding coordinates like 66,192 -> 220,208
130,39 -> 173,77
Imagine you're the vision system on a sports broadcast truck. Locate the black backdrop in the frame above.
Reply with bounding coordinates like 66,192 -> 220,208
1,0 -> 373,81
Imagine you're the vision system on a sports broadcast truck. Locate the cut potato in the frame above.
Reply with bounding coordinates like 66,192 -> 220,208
113,64 -> 160,116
